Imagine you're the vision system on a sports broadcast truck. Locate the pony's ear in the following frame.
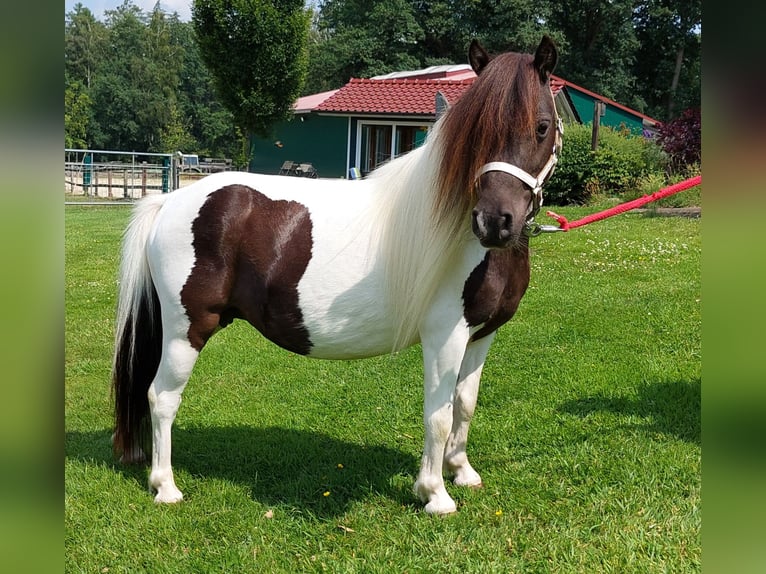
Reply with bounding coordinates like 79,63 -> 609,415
469,40 -> 491,75
435,91 -> 450,120
534,35 -> 558,82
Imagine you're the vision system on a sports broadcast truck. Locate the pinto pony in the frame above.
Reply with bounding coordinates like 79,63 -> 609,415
112,37 -> 562,515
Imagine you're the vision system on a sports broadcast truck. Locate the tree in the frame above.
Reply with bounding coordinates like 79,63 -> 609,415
459,0 -> 557,54
64,79 -> 91,148
141,6 -> 185,151
65,4 -> 106,149
305,0 -> 561,94
193,0 -> 311,138
85,1 -> 186,152
304,0 -> 425,94
633,0 -> 701,121
167,16 -> 242,161
548,0 -> 641,110
411,0 -> 468,64
64,1 -> 245,158
159,103 -> 197,154
90,2 -> 155,150
65,4 -> 107,90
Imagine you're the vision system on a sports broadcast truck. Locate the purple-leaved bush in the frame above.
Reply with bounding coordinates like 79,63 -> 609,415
657,108 -> 701,173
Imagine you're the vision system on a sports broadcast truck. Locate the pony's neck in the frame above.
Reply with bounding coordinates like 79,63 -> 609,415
368,125 -> 475,351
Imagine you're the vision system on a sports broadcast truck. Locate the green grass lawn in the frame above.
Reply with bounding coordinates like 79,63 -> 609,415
65,204 -> 700,573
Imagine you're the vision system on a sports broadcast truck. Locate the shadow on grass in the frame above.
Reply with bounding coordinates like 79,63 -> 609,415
558,379 -> 700,444
66,425 -> 419,517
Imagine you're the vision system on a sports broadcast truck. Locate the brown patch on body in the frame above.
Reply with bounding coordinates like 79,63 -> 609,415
180,184 -> 313,354
462,245 -> 530,341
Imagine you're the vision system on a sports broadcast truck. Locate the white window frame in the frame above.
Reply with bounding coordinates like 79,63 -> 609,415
354,120 -> 432,174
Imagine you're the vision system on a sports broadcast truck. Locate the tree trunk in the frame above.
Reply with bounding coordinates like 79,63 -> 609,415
668,44 -> 685,120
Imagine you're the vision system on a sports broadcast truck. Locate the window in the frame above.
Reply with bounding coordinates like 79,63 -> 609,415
361,124 -> 392,174
358,122 -> 430,175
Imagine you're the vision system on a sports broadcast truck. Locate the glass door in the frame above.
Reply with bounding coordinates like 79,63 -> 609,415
360,124 -> 392,175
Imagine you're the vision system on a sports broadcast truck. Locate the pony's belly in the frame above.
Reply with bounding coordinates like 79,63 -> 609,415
301,315 -> 402,359
296,253 -> 403,359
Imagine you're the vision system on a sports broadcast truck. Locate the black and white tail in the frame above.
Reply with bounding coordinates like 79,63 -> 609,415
111,195 -> 168,462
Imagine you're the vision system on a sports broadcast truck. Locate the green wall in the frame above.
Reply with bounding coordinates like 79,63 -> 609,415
566,89 -> 645,135
250,114 -> 348,178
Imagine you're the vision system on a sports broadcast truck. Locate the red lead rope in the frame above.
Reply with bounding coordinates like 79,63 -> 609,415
545,175 -> 702,231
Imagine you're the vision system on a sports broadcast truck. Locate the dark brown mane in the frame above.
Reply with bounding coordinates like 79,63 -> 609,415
434,51 -> 543,224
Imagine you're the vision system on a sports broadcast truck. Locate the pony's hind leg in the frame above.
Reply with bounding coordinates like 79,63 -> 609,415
444,333 -> 495,488
147,333 -> 200,503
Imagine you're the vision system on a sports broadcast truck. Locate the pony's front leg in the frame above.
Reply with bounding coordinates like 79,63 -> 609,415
444,332 -> 495,488
414,324 -> 471,515
148,336 -> 199,503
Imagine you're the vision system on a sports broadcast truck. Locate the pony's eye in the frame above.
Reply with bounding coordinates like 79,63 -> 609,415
536,121 -> 550,139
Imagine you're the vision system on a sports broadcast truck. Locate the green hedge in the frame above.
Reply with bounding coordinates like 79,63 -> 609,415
546,123 -> 667,205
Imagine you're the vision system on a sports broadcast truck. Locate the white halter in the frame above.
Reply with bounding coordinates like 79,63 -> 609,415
475,94 -> 564,218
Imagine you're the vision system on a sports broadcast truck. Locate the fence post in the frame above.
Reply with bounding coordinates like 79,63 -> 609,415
83,153 -> 92,195
162,156 -> 170,193
591,101 -> 606,151
172,154 -> 179,190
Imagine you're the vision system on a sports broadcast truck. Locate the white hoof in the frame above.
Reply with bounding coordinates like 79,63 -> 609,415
150,469 -> 183,503
452,465 -> 483,488
154,485 -> 183,504
424,497 -> 457,515
414,479 -> 457,515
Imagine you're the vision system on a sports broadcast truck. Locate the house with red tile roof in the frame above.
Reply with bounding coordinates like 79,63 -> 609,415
249,64 -> 660,179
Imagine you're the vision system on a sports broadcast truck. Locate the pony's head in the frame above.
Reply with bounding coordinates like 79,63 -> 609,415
435,36 -> 561,249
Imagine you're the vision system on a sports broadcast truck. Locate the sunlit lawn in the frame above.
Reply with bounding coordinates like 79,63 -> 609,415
65,204 -> 700,573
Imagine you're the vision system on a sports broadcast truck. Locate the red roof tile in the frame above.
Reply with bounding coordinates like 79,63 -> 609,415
313,75 -> 566,116
315,78 -> 475,115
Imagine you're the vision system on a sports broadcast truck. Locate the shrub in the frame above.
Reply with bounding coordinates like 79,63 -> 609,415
656,108 -> 701,174
545,122 -> 668,205
625,164 -> 702,208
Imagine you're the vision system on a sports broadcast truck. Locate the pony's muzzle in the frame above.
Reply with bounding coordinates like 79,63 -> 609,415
472,209 -> 514,248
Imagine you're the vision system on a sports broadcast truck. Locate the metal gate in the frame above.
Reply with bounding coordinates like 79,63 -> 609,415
65,149 -> 177,199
